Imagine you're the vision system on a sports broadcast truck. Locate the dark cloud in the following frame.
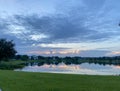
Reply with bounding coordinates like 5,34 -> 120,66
83,0 -> 106,11
0,0 -> 118,45
79,50 -> 110,57
12,13 -> 113,43
0,18 -> 9,31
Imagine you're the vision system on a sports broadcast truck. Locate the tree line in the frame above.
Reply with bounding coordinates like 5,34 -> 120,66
13,55 -> 120,66
1,38 -> 120,66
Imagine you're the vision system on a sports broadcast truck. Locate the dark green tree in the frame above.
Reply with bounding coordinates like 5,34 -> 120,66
21,55 -> 29,61
14,55 -> 22,60
0,39 -> 17,61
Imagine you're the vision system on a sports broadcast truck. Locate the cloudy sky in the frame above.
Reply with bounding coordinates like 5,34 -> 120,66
0,0 -> 120,57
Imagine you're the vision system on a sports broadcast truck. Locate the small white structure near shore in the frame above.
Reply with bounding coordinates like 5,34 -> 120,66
0,88 -> 2,91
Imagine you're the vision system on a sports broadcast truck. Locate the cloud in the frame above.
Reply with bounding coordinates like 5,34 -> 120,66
83,0 -> 106,11
10,0 -> 120,44
1,0 -> 119,44
11,13 -> 114,43
25,49 -> 110,57
106,51 -> 120,56
79,50 -> 110,57
29,34 -> 49,41
26,49 -> 80,56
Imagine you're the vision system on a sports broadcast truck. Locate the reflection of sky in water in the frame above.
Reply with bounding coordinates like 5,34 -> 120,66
15,63 -> 120,75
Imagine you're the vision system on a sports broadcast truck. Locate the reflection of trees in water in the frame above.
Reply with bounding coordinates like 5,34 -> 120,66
26,57 -> 120,67
15,55 -> 120,66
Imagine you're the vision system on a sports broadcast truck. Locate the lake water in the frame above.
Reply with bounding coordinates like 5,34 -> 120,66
15,63 -> 120,75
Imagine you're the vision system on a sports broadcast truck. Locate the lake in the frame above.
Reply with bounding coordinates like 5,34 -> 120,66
15,62 -> 120,75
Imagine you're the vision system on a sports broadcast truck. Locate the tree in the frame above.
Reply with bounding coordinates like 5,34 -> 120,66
21,55 -> 29,61
0,39 -> 17,61
14,55 -> 22,60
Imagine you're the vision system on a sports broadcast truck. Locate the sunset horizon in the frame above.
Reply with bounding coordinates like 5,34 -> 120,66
0,0 -> 120,57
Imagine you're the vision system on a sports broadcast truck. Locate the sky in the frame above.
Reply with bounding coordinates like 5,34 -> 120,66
0,0 -> 120,57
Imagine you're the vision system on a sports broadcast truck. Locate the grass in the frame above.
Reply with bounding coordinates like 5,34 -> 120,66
0,60 -> 26,70
0,60 -> 40,70
0,70 -> 120,91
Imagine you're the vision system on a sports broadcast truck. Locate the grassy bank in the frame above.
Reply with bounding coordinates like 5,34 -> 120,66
0,70 -> 120,91
0,60 -> 26,70
0,59 -> 48,70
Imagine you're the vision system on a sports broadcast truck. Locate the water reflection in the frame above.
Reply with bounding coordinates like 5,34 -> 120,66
15,63 -> 120,75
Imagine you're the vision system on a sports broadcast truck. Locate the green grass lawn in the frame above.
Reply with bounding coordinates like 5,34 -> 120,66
0,70 -> 120,91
